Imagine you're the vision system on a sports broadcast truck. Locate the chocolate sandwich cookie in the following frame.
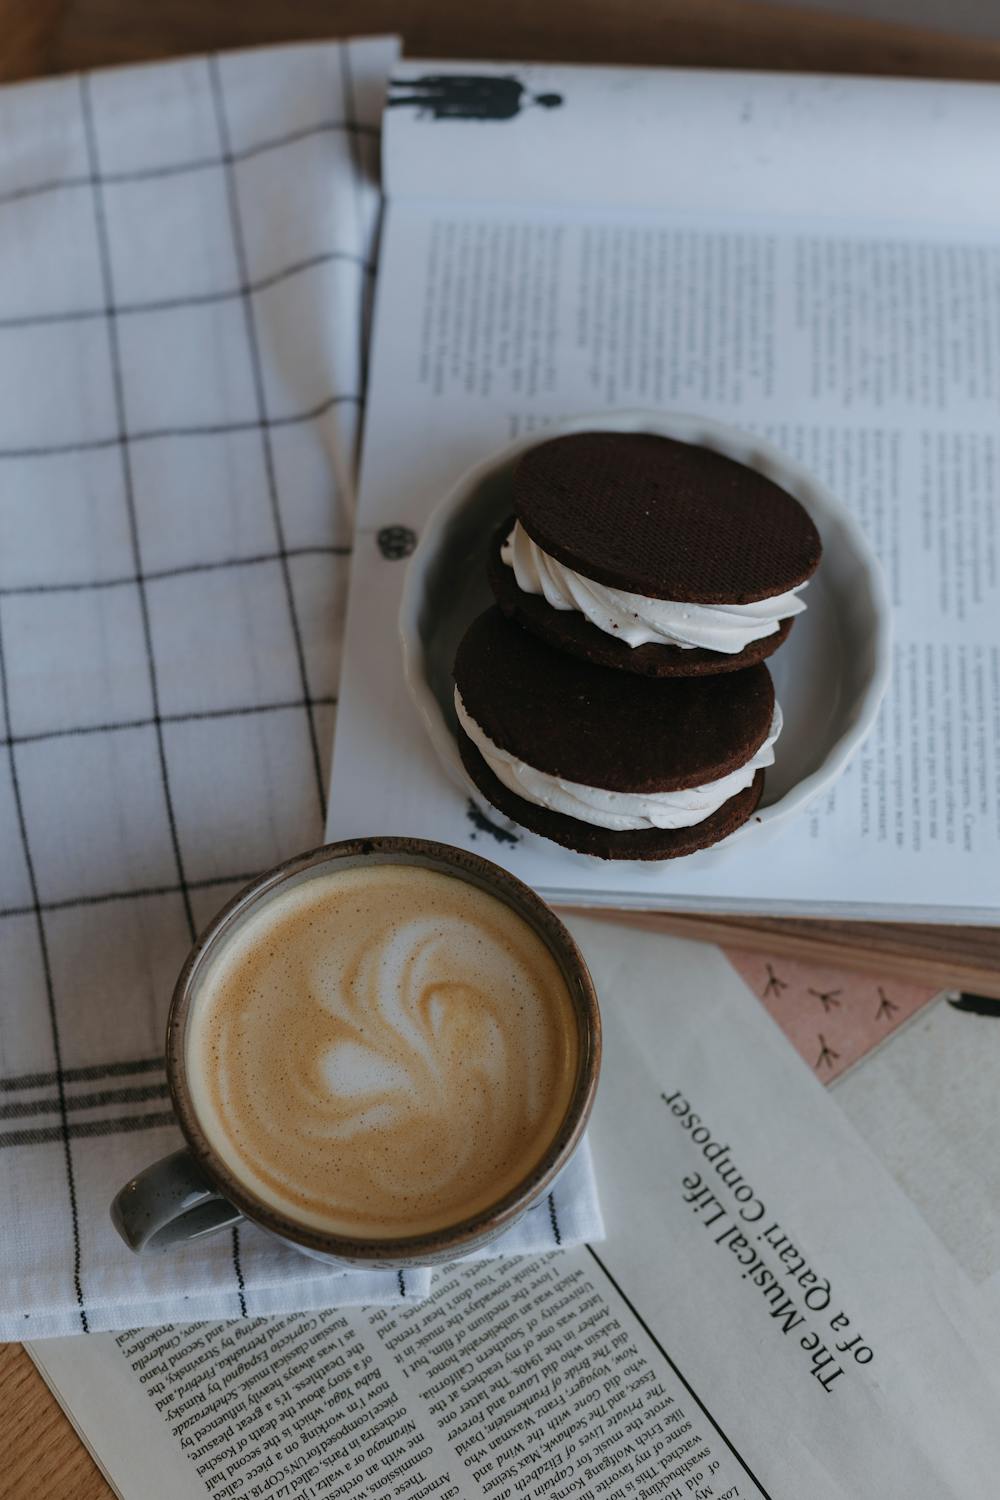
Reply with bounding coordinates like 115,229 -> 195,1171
453,608 -> 780,860
491,431 -> 821,677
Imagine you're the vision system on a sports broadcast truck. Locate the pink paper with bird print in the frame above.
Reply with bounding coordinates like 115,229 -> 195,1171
724,951 -> 939,1083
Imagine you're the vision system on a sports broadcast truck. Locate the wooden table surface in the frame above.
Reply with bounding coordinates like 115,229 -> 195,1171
3,2 -> 1000,1496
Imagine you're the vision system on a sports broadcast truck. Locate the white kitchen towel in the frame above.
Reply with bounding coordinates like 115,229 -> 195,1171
0,39 -> 602,1340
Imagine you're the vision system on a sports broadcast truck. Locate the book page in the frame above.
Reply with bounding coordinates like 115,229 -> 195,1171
29,920 -> 1000,1499
384,61 -> 1000,231
329,63 -> 1000,918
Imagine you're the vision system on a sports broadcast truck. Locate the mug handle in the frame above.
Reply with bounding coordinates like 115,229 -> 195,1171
111,1148 -> 244,1252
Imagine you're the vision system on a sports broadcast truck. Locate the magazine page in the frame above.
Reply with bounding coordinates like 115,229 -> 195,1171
29,920 -> 1000,1499
328,60 -> 1000,919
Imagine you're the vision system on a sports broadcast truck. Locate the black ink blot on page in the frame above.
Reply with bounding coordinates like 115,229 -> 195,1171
466,800 -> 519,846
387,74 -> 564,122
377,526 -> 416,560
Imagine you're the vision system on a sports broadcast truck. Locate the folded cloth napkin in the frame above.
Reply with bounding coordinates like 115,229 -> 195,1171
0,39 -> 602,1340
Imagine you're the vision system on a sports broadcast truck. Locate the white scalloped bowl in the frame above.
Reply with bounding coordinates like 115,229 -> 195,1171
399,409 -> 891,860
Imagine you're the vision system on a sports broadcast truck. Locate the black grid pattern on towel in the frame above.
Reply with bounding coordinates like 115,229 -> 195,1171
208,53 -> 327,824
0,115 -> 378,211
0,50 -> 375,1329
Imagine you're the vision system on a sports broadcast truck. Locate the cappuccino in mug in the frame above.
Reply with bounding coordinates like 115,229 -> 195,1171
186,863 -> 579,1240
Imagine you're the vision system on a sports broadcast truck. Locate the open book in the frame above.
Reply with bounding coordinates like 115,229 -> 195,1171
328,61 -> 1000,922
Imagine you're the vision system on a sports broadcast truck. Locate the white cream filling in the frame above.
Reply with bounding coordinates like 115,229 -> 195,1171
456,691 -> 782,832
502,522 -> 808,653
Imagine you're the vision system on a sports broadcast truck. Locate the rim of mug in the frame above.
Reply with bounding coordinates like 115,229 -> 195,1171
165,835 -> 601,1264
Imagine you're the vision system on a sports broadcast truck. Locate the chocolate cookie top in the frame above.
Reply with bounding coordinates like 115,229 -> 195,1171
453,608 -> 774,793
512,432 -> 821,604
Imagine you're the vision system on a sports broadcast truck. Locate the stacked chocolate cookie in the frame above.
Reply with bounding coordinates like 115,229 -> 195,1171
453,432 -> 821,859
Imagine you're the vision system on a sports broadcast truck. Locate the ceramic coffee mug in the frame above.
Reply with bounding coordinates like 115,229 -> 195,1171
111,837 -> 600,1268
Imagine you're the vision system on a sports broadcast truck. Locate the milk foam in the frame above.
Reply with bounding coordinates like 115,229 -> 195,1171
186,864 -> 579,1239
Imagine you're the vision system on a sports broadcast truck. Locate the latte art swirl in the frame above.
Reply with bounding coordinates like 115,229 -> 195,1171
187,865 -> 579,1239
